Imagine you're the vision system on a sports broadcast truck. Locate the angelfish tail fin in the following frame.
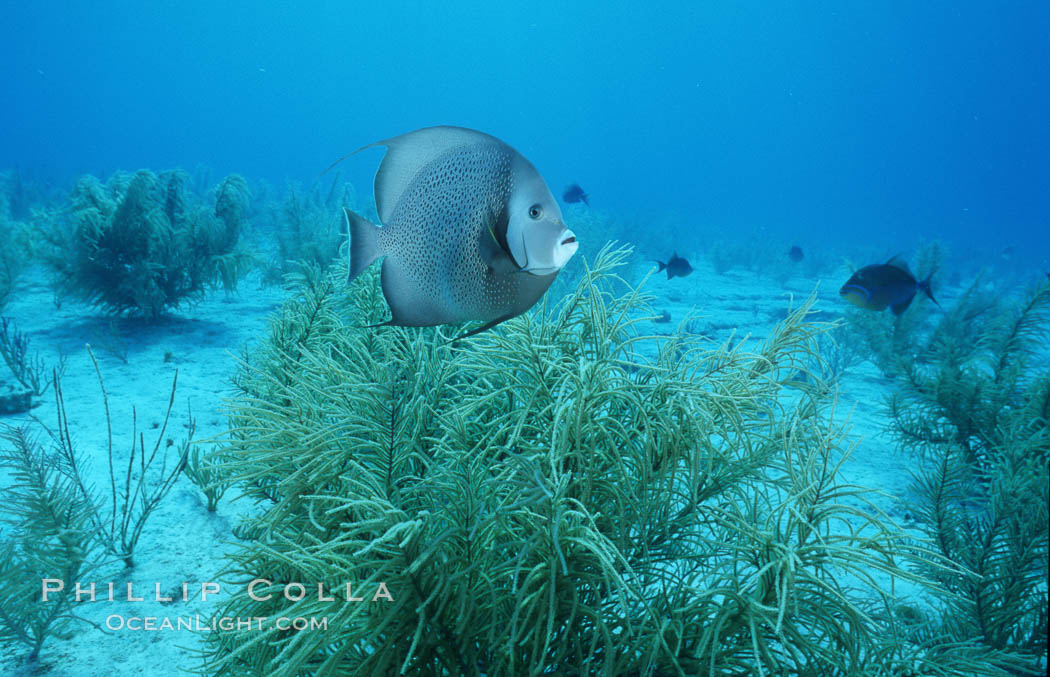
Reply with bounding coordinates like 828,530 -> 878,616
656,261 -> 667,273
918,275 -> 940,307
344,207 -> 382,283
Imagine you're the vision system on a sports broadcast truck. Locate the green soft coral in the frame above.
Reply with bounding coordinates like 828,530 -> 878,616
201,244 -> 1012,676
892,276 -> 1050,672
43,169 -> 252,318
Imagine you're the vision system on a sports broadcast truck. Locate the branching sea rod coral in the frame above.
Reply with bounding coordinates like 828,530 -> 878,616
0,427 -> 98,662
258,183 -> 350,285
202,244 -> 1014,676
0,198 -> 32,309
890,276 -> 1050,671
0,353 -> 193,663
41,169 -> 252,318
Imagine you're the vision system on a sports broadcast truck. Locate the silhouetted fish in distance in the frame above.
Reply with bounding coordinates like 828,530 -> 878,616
656,253 -> 693,279
840,255 -> 939,315
788,245 -> 804,263
563,183 -> 589,206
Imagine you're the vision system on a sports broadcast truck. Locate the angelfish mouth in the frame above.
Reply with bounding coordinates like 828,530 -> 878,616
561,236 -> 577,245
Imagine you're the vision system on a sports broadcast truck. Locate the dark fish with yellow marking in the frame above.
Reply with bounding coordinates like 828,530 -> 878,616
840,256 -> 938,315
656,253 -> 693,279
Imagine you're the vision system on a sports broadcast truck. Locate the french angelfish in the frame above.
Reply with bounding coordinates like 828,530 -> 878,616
839,255 -> 939,315
342,126 -> 579,339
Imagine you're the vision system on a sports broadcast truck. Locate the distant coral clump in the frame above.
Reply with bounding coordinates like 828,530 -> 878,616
42,169 -> 252,318
0,185 -> 33,310
260,179 -> 351,285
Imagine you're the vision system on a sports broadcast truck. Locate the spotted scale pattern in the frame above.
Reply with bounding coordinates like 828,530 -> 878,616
377,142 -> 525,323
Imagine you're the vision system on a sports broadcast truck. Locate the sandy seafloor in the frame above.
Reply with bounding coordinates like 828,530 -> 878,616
0,254 -> 935,676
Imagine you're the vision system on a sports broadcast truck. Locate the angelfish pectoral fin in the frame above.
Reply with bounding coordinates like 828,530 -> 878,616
479,205 -> 521,275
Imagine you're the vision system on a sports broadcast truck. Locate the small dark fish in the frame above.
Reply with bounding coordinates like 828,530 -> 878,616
1001,245 -> 1015,261
656,252 -> 693,279
840,255 -> 939,315
788,245 -> 804,263
654,310 -> 672,323
563,183 -> 589,206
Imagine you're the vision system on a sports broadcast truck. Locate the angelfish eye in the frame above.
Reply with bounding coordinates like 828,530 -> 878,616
528,205 -> 543,219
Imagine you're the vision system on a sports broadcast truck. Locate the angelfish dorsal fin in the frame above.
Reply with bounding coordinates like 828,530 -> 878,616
365,126 -> 505,224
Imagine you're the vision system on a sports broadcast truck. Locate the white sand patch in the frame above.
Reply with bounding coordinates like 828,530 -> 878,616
1,267 -> 283,675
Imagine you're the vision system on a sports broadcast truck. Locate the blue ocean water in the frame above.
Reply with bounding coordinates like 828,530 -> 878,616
2,1 -> 1047,264
2,4 -> 1049,674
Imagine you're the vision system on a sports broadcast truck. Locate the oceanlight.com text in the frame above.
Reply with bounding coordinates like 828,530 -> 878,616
104,614 -> 330,632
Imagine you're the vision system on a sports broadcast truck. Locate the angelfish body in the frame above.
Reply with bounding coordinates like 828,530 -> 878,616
343,126 -> 578,337
840,256 -> 938,315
